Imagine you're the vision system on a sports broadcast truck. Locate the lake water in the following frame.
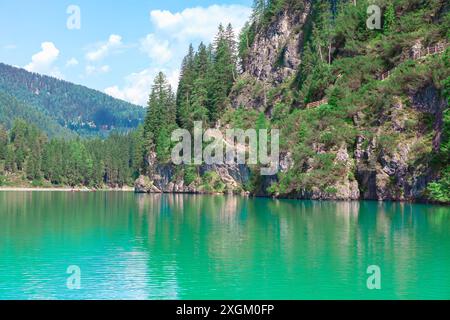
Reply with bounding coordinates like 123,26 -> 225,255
0,192 -> 449,300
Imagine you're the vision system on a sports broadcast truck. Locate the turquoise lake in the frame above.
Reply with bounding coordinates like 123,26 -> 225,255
0,191 -> 449,300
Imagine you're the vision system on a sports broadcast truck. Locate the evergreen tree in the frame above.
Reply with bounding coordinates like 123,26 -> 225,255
4,144 -> 15,172
0,126 -> 8,160
129,126 -> 146,178
10,119 -> 29,171
209,24 -> 237,123
176,45 -> 196,128
143,72 -> 177,162
176,43 -> 215,131
225,23 -> 238,79
190,78 -> 210,126
194,42 -> 211,78
252,0 -> 266,24
384,2 -> 395,33
26,153 -> 41,181
0,118 -> 140,187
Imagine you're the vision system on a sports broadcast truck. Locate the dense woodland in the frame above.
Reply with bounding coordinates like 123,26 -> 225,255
0,63 -> 144,137
142,23 -> 241,162
0,0 -> 449,202
0,119 -> 141,187
0,23 -> 241,188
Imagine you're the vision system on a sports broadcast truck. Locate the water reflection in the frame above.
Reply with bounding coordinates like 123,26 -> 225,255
0,192 -> 449,299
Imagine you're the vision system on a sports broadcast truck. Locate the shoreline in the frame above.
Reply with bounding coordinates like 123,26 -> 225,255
0,187 -> 448,205
0,186 -> 135,192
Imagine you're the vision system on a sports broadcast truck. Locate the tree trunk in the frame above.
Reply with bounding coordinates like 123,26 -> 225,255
328,41 -> 332,65
318,44 -> 324,62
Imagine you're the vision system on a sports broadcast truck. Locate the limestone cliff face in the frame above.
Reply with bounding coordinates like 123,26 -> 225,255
242,1 -> 311,85
231,1 -> 311,111
136,2 -> 447,203
135,163 -> 250,195
354,87 -> 447,201
257,145 -> 360,200
135,144 -> 251,195
256,86 -> 446,201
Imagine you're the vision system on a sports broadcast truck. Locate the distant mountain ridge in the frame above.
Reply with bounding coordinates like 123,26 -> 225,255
0,63 -> 145,137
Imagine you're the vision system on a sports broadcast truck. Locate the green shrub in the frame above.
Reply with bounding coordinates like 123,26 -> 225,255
324,186 -> 338,194
31,179 -> 44,187
184,166 -> 197,186
427,166 -> 450,203
201,171 -> 225,193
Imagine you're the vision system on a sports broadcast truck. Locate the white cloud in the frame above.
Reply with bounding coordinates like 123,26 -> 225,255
106,4 -> 251,107
86,34 -> 123,61
104,67 -> 179,106
139,34 -> 172,64
66,58 -> 79,67
85,64 -> 110,75
166,69 -> 180,91
24,42 -> 62,78
150,5 -> 252,42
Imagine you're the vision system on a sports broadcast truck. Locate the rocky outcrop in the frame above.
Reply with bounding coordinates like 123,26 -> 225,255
231,1 -> 311,111
135,163 -> 250,194
255,147 -> 360,200
229,75 -> 266,111
242,1 -> 311,85
138,3 -> 447,203
354,87 -> 447,201
411,84 -> 447,151
253,86 -> 446,202
301,146 -> 359,200
135,175 -> 161,193
199,164 -> 250,188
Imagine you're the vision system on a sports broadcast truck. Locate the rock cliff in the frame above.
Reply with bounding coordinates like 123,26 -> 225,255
137,1 -> 449,203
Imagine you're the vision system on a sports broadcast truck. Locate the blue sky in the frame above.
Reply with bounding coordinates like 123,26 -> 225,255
0,0 -> 252,105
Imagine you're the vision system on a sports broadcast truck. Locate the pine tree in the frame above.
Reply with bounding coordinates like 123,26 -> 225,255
190,78 -> 210,126
175,42 -> 215,131
225,23 -> 238,80
208,25 -> 238,123
176,45 -> 196,128
10,119 -> 29,171
0,126 -> 8,160
129,126 -> 146,178
143,72 -> 177,162
252,0 -> 266,24
4,144 -> 15,172
26,153 -> 41,180
194,42 -> 211,78
384,2 -> 395,33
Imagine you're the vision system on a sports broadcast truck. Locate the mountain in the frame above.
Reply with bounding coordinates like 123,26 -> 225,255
137,0 -> 449,203
0,63 -> 145,137
230,0 -> 449,202
0,90 -> 75,138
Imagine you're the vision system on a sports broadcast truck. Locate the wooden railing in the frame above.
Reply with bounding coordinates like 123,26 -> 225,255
306,98 -> 328,109
379,42 -> 447,81
412,43 -> 446,60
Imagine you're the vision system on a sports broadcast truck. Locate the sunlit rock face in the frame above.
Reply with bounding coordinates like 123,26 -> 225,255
354,86 -> 448,202
230,1 -> 311,112
242,1 -> 312,85
134,163 -> 251,195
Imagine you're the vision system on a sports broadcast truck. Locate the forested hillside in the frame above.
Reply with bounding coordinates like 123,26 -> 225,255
1,0 -> 448,202
0,63 -> 144,137
136,0 -> 449,203
0,90 -> 75,138
0,119 -> 141,188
